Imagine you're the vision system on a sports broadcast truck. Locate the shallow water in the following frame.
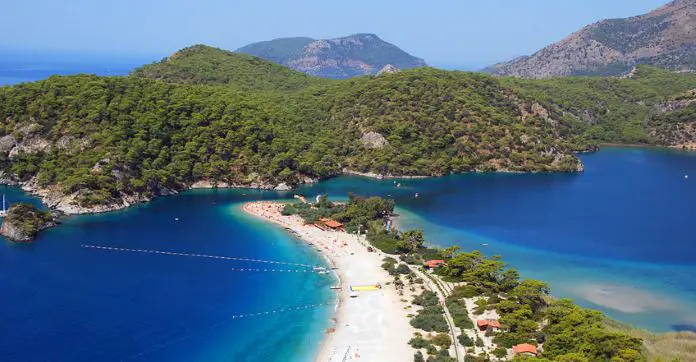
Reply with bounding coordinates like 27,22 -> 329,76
301,147 -> 696,332
1,147 -> 695,361
0,189 -> 335,362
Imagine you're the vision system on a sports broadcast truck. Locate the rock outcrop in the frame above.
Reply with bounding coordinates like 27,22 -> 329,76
377,64 -> 400,75
360,132 -> 389,149
1,203 -> 58,242
485,0 -> 696,78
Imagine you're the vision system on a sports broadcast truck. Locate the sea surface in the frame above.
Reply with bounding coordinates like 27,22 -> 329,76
0,52 -> 150,86
0,189 -> 335,362
1,147 -> 695,361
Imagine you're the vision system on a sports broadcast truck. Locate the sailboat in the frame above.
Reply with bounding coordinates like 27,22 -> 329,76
0,194 -> 7,217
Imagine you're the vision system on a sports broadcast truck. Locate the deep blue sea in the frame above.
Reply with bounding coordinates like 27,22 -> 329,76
0,52 -> 151,86
1,147 -> 695,361
0,190 -> 335,362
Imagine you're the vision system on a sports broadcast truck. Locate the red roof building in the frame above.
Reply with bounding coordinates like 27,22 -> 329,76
512,344 -> 538,356
424,260 -> 446,269
319,218 -> 344,230
476,319 -> 502,331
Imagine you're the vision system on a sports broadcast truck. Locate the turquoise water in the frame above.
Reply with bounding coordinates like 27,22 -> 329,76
1,147 -> 695,360
299,147 -> 696,332
0,189 -> 335,362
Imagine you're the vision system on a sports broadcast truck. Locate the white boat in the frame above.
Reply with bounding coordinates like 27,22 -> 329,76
0,194 -> 7,217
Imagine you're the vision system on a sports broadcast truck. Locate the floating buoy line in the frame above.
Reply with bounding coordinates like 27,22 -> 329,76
81,244 -> 335,360
122,300 -> 336,360
230,267 -> 328,274
80,244 -> 320,268
230,301 -> 334,319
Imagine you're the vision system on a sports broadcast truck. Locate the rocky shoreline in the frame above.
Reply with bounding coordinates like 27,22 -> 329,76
0,175 -> 321,215
0,161 -> 594,216
0,203 -> 60,242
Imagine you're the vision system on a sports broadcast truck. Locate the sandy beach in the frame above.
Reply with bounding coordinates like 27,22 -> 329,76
242,201 -> 415,362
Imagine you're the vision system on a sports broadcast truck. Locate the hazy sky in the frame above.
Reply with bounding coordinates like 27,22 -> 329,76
2,0 -> 670,68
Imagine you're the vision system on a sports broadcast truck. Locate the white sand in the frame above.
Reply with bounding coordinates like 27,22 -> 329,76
242,201 -> 415,362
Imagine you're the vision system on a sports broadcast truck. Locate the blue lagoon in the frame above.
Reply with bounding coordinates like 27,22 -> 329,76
1,147 -> 695,361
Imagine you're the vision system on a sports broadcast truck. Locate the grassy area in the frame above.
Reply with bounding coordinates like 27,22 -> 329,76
606,319 -> 696,361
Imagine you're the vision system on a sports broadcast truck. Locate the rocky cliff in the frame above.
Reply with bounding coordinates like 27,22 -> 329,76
237,33 -> 426,78
0,203 -> 58,242
486,0 -> 696,78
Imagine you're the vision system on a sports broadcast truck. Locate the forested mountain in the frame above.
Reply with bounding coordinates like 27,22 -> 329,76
131,45 -> 324,90
1,45 -> 696,213
485,0 -> 696,78
236,33 -> 426,78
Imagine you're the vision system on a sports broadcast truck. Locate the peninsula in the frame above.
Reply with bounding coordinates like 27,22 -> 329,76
241,194 -> 684,362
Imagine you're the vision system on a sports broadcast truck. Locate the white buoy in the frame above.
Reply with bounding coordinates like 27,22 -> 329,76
415,192 -> 419,198
686,175 -> 689,179
174,217 -> 179,221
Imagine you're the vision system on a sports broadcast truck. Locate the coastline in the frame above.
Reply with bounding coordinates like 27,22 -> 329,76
0,158 -> 589,217
241,201 -> 415,362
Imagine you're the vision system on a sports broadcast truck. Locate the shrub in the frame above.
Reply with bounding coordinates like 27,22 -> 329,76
401,253 -> 424,265
458,334 -> 474,347
492,348 -> 507,358
451,285 -> 480,299
409,336 -> 430,349
475,337 -> 484,347
431,333 -> 452,349
397,263 -> 411,274
446,297 -> 474,329
410,308 -> 448,332
414,351 -> 425,362
493,334 -> 528,349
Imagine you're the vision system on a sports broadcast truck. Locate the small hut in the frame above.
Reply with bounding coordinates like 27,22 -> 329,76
512,344 -> 538,357
424,260 -> 446,269
476,319 -> 501,332
318,218 -> 344,231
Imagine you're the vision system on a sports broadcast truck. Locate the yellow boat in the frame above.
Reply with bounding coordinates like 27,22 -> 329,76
349,284 -> 381,291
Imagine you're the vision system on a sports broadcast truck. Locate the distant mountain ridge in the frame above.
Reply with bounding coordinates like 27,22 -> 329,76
236,33 -> 426,78
485,0 -> 696,78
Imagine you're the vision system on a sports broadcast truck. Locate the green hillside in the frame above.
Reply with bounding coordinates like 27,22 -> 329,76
131,44 -> 325,90
503,65 -> 696,144
1,46 -> 696,211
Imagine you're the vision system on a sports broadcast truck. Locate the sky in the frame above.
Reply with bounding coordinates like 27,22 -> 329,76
2,0 -> 671,69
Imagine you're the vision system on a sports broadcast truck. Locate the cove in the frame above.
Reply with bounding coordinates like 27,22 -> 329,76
299,147 -> 696,332
0,189 -> 335,362
1,146 -> 695,361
